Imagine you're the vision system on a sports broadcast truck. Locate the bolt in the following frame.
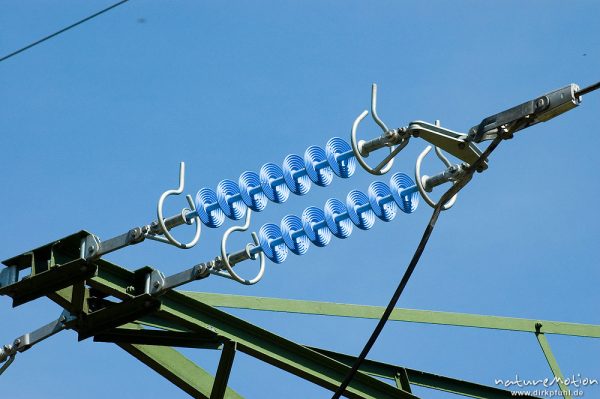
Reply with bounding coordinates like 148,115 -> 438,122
87,246 -> 95,255
153,281 -> 160,289
125,286 -> 135,294
14,339 -> 21,346
457,142 -> 466,149
59,316 -> 66,323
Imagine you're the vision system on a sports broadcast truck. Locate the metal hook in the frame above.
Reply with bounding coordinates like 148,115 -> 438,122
213,209 -> 265,285
0,353 -> 15,376
350,84 -> 406,175
154,162 -> 201,249
371,83 -> 390,133
415,146 -> 459,211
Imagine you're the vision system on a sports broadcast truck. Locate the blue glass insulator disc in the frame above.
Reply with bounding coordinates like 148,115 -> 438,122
324,198 -> 353,239
325,137 -> 356,178
368,181 -> 397,222
258,223 -> 288,264
302,206 -> 331,247
260,163 -> 290,203
346,190 -> 375,230
239,171 -> 267,212
390,172 -> 419,214
304,146 -> 333,187
281,214 -> 309,256
282,154 -> 311,195
195,188 -> 225,228
216,179 -> 247,220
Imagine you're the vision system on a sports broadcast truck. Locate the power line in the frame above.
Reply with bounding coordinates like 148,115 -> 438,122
0,0 -> 131,64
576,81 -> 600,98
331,137 -> 503,399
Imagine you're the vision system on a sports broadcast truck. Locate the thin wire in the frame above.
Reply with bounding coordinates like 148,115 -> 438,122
0,0 -> 130,64
331,137 -> 503,398
575,81 -> 600,98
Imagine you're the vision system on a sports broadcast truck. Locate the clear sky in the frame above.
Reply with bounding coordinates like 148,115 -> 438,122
1,1 -> 599,398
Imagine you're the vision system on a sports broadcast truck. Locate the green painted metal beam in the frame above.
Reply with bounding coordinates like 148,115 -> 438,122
89,260 -> 418,399
211,342 -> 237,399
24,236 -> 590,399
119,343 -> 244,399
311,347 -> 542,399
394,368 -> 412,393
45,277 -> 239,399
184,292 -> 600,338
535,330 -> 571,399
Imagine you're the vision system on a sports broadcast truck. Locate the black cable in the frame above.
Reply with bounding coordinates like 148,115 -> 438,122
575,81 -> 600,98
331,137 -> 503,398
0,0 -> 130,64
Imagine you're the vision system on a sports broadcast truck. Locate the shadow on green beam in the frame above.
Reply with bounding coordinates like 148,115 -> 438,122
183,292 -> 600,338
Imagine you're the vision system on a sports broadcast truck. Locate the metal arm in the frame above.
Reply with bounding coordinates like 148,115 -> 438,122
0,310 -> 76,375
82,162 -> 202,259
146,211 -> 266,293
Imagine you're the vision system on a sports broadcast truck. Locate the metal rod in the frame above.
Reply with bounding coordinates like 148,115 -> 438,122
290,168 -> 308,179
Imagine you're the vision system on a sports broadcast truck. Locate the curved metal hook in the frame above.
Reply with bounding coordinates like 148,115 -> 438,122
351,84 -> 406,175
0,354 -> 16,376
217,210 -> 265,285
371,83 -> 390,133
415,146 -> 458,211
156,162 -> 201,249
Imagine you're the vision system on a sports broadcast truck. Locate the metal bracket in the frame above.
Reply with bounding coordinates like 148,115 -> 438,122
77,294 -> 161,341
468,83 -> 581,143
407,121 -> 486,170
0,266 -> 18,289
147,264 -> 210,296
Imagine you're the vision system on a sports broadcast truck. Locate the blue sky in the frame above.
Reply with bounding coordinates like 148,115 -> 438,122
1,1 -> 599,398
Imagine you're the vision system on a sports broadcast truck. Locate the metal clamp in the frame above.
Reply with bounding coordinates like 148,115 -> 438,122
212,210 -> 265,285
149,162 -> 201,249
415,145 -> 468,211
350,84 -> 409,175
